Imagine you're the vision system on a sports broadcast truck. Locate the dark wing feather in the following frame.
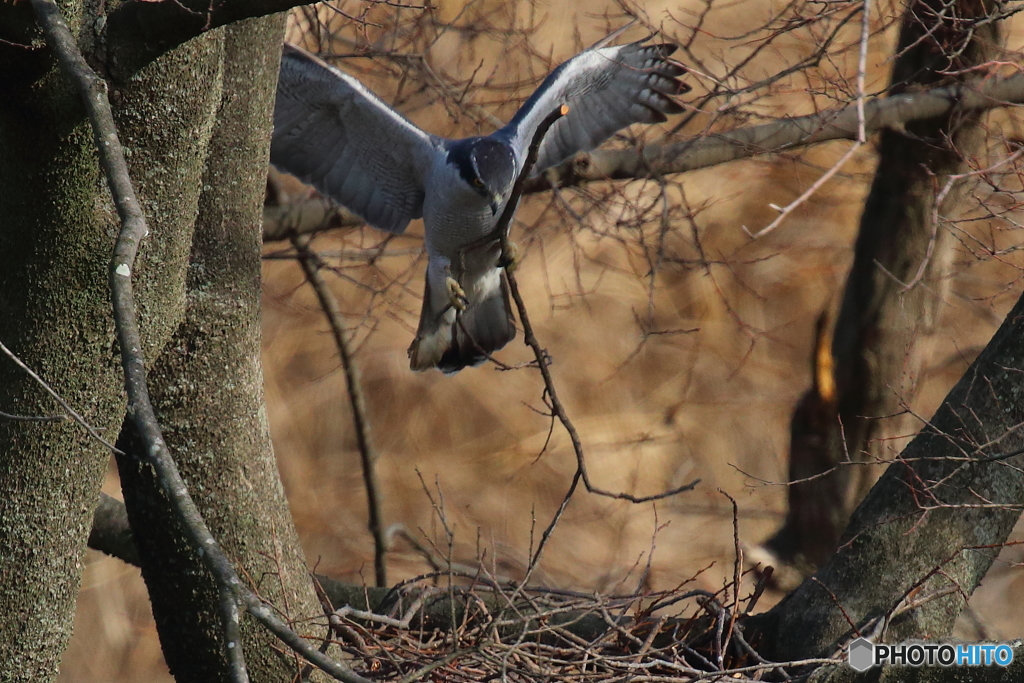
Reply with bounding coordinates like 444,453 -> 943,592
271,44 -> 442,234
495,41 -> 688,175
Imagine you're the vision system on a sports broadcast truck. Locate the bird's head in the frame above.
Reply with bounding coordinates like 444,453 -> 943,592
447,138 -> 517,215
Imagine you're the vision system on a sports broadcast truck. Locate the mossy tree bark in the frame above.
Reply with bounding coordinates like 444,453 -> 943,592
1,4 -> 324,681
1,1 -> 202,676
0,25 -> 125,683
759,280 -> 1024,662
115,16 -> 330,682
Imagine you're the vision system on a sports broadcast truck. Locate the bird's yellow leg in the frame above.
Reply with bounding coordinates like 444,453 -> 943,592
499,240 -> 521,272
445,276 -> 468,311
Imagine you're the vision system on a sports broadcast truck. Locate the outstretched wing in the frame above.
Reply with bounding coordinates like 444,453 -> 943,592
495,41 -> 688,175
271,44 -> 443,234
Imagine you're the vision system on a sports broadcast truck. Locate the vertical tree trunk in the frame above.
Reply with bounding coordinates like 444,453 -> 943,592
0,39 -> 123,683
116,16 -> 329,682
766,0 -> 1003,571
2,5 -> 325,680
0,3 -> 212,678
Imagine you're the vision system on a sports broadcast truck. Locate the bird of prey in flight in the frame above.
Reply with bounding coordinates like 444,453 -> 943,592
271,34 -> 688,373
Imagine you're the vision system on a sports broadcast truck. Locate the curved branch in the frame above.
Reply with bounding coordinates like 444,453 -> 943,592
291,234 -> 388,589
483,105 -> 700,577
88,492 -> 141,567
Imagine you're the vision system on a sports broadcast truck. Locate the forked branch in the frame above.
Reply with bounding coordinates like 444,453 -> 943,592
482,104 -> 700,566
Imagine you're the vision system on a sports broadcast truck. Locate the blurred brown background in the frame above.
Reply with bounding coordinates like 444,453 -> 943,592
60,1 -> 1024,679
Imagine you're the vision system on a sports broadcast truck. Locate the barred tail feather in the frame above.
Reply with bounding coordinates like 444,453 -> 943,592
408,268 -> 516,374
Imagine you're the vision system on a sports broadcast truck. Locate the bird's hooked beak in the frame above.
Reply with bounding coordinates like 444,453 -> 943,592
489,192 -> 504,216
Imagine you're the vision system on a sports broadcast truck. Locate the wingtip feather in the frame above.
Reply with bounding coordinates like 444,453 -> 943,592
654,43 -> 680,58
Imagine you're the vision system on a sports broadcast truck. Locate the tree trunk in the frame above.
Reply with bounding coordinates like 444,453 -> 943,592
114,15 -> 329,682
760,285 -> 1024,661
766,0 -> 1004,571
0,1 -> 202,677
0,49 -> 123,683
1,5 -> 325,680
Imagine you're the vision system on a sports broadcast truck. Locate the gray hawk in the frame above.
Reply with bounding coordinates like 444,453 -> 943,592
271,35 -> 688,373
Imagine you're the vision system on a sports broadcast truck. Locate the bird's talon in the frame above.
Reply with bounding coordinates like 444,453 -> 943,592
499,241 -> 521,271
446,276 -> 468,311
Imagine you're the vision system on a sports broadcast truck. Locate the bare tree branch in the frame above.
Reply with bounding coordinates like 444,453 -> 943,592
263,71 -> 1024,242
88,492 -> 141,567
759,285 -> 1024,662
532,71 -> 1024,191
292,233 -> 389,589
760,0 -> 1012,581
499,107 -> 700,503
263,195 -> 362,242
0,338 -> 119,452
85,491 -> 645,644
459,104 -> 703,583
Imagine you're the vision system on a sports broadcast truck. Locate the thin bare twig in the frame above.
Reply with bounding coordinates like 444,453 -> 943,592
0,408 -> 66,422
460,104 -> 702,584
0,339 -> 119,452
499,108 -> 700,504
292,233 -> 389,589
905,145 -> 1024,290
745,0 -> 873,239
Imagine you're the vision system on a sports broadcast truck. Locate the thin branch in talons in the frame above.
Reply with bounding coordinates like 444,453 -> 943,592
445,275 -> 469,311
482,101 -> 701,580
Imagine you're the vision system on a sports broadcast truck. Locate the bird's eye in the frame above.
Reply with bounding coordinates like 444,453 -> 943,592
472,178 -> 484,188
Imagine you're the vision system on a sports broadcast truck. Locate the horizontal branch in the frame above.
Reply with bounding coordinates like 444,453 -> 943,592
86,492 -> 695,648
532,71 -> 1024,189
263,71 -> 1024,242
87,492 -> 616,640
262,196 -> 361,242
88,493 -> 141,567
